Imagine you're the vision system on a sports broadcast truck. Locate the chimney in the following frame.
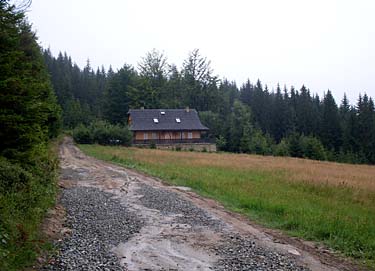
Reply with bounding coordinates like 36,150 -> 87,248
185,106 -> 190,112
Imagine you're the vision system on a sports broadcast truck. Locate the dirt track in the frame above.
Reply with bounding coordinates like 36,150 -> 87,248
42,138 -> 363,270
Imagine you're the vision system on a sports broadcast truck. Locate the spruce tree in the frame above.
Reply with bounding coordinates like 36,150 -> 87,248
320,90 -> 341,151
0,1 -> 61,161
103,65 -> 139,124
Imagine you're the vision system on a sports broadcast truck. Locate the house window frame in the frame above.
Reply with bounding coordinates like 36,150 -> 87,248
144,132 -> 148,140
188,132 -> 193,139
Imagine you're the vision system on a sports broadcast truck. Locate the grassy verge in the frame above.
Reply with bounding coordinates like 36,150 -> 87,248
79,145 -> 375,268
0,137 -> 61,271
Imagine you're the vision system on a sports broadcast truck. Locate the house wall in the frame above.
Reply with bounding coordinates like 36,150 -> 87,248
134,131 -> 201,140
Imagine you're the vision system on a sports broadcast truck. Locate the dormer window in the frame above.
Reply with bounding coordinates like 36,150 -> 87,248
153,118 -> 159,123
176,118 -> 181,123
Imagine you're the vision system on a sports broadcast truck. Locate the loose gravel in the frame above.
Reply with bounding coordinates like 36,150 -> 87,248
136,183 -> 309,271
43,186 -> 142,271
213,233 -> 309,271
136,182 -> 224,230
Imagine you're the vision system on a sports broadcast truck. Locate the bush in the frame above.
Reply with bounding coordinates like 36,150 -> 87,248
0,158 -> 32,194
0,144 -> 58,271
107,124 -> 132,146
73,124 -> 92,144
283,134 -> 327,161
249,130 -> 273,155
274,138 -> 290,157
73,121 -> 132,146
216,135 -> 227,151
300,135 -> 327,161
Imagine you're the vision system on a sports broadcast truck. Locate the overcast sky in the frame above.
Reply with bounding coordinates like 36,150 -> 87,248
27,0 -> 375,104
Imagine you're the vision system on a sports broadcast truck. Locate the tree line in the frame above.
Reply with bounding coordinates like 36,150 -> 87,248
44,48 -> 375,164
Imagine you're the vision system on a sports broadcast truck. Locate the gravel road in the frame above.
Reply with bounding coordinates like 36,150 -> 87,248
41,138 -> 346,271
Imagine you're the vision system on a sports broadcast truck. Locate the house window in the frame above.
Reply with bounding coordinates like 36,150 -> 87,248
152,132 -> 157,139
188,132 -> 193,139
176,118 -> 181,123
181,132 -> 185,139
153,118 -> 159,123
144,133 -> 148,140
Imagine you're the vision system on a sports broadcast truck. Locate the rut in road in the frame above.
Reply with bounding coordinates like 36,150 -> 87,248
42,138 -> 343,271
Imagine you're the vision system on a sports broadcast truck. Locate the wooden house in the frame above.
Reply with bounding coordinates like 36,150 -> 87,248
127,108 -> 209,144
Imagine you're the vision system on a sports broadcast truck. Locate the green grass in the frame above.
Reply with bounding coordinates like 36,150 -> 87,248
80,144 -> 375,268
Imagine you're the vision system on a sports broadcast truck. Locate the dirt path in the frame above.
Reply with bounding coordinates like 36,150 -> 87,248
42,138 -> 362,270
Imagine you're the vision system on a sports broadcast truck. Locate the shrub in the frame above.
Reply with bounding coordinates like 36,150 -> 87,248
215,135 -> 227,151
107,124 -> 132,146
90,120 -> 109,144
0,158 -> 32,194
300,135 -> 327,161
149,142 -> 156,149
285,134 -> 327,161
249,130 -> 273,155
274,138 -> 290,157
73,121 -> 132,146
0,145 -> 58,271
73,124 -> 92,144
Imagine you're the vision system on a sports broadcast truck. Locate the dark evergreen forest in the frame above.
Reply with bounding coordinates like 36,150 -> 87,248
0,1 -> 61,269
44,48 -> 375,164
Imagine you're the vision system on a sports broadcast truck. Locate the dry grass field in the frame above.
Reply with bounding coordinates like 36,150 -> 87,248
80,145 -> 375,268
133,148 -> 375,191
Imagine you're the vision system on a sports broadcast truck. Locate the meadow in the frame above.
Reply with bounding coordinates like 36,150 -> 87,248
79,145 -> 375,268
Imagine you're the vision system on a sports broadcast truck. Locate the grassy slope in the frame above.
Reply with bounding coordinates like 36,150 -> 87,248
80,145 -> 375,268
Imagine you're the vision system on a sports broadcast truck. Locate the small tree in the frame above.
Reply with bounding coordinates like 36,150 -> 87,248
249,130 -> 272,155
216,135 -> 227,151
274,138 -> 290,157
287,133 -> 303,158
300,135 -> 327,161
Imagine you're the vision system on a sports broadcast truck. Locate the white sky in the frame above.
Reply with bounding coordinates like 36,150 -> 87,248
27,0 -> 375,105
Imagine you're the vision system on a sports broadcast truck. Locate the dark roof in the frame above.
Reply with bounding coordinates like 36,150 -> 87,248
128,109 -> 209,131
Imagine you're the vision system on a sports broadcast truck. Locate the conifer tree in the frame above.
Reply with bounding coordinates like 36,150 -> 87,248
356,94 -> 375,162
320,90 -> 341,151
181,49 -> 218,111
103,65 -> 139,124
0,0 -> 61,161
138,49 -> 169,108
